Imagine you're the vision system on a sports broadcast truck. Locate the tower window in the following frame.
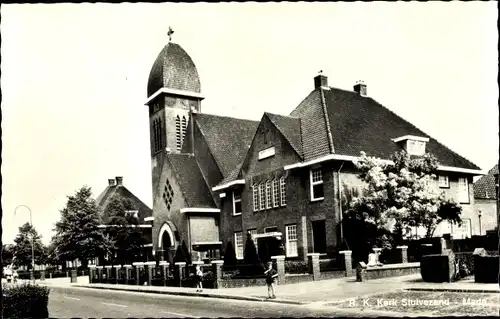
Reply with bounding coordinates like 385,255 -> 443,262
175,116 -> 182,151
152,118 -> 163,154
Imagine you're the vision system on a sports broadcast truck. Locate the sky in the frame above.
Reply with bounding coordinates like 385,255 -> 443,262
1,2 -> 498,245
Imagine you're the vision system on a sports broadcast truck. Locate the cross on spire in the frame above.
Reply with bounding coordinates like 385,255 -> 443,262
168,26 -> 174,42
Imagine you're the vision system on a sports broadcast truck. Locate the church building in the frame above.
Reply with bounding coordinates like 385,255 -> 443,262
145,33 -> 483,262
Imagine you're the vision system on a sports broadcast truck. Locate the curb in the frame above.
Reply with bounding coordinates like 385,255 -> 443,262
73,284 -> 305,305
405,287 -> 500,294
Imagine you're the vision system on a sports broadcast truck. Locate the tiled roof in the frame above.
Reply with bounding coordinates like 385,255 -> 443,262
147,42 -> 201,97
289,90 -> 331,161
322,87 -> 480,170
194,113 -> 258,178
474,164 -> 498,199
95,185 -> 152,224
166,153 -> 216,208
265,113 -> 303,159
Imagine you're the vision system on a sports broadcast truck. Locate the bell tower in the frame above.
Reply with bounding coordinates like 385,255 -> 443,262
145,27 -> 204,157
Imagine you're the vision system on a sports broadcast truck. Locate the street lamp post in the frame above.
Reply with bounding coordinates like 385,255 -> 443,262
478,210 -> 482,236
14,205 -> 35,285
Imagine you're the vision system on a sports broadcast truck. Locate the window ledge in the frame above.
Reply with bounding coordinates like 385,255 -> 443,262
311,197 -> 324,202
233,213 -> 242,216
286,254 -> 299,258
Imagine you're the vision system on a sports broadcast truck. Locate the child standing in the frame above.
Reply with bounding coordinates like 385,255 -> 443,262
195,265 -> 203,292
264,262 -> 278,299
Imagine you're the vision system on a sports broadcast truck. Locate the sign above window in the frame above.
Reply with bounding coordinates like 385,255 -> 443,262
258,147 -> 275,160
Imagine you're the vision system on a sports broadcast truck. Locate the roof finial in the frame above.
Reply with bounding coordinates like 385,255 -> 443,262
168,26 -> 174,42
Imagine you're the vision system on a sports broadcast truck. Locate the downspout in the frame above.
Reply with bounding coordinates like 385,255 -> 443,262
337,161 -> 345,241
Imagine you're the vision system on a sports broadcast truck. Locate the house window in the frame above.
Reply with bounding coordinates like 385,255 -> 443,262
285,224 -> 298,257
234,231 -> 243,259
310,167 -> 324,201
280,177 -> 286,206
259,183 -> 266,211
458,177 -> 469,203
233,189 -> 242,216
438,175 -> 449,188
175,116 -> 182,151
272,179 -> 279,208
252,184 -> 259,212
265,181 -> 272,209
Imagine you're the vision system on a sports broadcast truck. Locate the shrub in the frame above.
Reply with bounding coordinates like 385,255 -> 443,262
285,260 -> 309,274
453,252 -> 474,281
3,283 -> 50,318
223,241 -> 238,267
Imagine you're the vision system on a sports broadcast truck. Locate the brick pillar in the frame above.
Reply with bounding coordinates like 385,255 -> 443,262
372,248 -> 382,264
105,266 -> 112,283
271,255 -> 286,285
160,261 -> 169,286
145,261 -> 156,286
70,269 -> 78,283
124,265 -> 132,284
211,260 -> 224,289
440,237 -> 447,254
49,272 -> 53,279
307,253 -> 320,281
339,250 -> 353,276
40,270 -> 46,281
356,262 -> 367,282
97,267 -> 102,283
397,246 -> 408,263
89,266 -> 95,283
133,262 -> 144,285
175,262 -> 186,287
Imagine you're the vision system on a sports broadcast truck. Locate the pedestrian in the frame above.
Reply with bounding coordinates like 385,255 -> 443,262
264,261 -> 278,299
195,265 -> 203,292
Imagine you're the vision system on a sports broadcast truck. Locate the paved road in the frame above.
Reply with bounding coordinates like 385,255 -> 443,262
48,286 -> 387,318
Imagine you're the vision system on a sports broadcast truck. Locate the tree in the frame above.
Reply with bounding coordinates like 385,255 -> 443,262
223,241 -> 238,266
12,223 -> 47,269
173,240 -> 191,264
105,195 -> 147,264
2,244 -> 15,265
348,150 -> 462,239
52,186 -> 113,268
243,232 -> 263,276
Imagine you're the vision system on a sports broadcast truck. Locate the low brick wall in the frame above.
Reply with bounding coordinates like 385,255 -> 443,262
357,262 -> 420,281
319,270 -> 346,280
218,277 -> 266,288
284,273 -> 313,284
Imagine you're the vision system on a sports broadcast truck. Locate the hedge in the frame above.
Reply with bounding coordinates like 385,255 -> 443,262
285,260 -> 309,274
3,283 -> 50,318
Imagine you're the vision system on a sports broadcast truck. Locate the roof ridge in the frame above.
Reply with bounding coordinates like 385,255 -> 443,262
195,112 -> 258,124
193,117 -> 224,176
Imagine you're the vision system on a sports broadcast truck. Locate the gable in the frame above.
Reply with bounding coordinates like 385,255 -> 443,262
96,185 -> 152,224
238,114 -> 302,178
474,164 -> 498,199
266,112 -> 303,159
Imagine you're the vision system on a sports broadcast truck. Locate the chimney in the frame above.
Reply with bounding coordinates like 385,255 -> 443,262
314,71 -> 328,89
108,179 -> 116,186
115,176 -> 123,186
353,80 -> 367,96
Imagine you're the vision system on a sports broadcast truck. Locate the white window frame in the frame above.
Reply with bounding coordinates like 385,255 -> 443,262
265,180 -> 272,209
280,177 -> 286,206
310,167 -> 324,201
285,224 -> 298,257
252,184 -> 259,212
272,179 -> 279,208
458,177 -> 469,203
234,232 -> 244,260
438,175 -> 449,188
259,183 -> 266,211
232,189 -> 242,216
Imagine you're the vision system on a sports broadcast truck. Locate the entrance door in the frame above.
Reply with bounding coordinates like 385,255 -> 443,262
162,231 -> 173,263
312,220 -> 327,253
257,237 -> 280,262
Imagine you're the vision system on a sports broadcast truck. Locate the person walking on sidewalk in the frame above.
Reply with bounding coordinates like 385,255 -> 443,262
195,265 -> 203,292
264,262 -> 278,299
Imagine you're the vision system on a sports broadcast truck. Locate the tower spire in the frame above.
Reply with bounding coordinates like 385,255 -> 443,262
168,26 -> 174,42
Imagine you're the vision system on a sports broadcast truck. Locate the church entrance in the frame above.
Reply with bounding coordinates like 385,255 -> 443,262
158,222 -> 176,263
162,232 -> 173,262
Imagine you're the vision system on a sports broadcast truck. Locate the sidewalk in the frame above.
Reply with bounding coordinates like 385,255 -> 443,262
38,274 -> 499,306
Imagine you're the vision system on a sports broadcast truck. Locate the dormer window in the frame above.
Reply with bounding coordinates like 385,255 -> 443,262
233,189 -> 242,216
392,135 -> 429,156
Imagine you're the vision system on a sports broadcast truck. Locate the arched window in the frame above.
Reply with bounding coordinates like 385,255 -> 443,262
175,115 -> 181,151
158,118 -> 163,151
